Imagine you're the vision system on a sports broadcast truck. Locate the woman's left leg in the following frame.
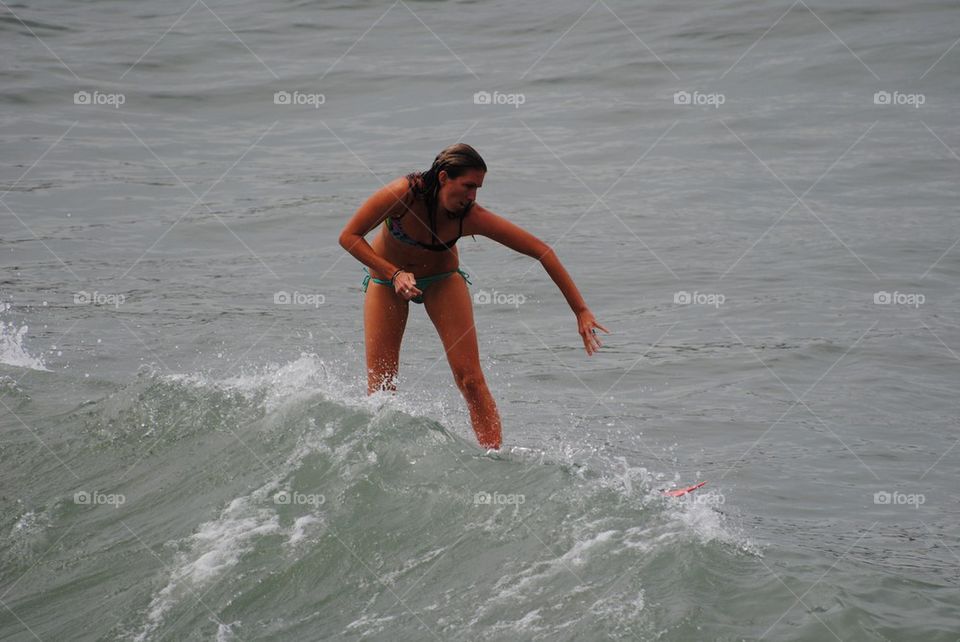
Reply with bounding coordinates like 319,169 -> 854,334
422,273 -> 502,449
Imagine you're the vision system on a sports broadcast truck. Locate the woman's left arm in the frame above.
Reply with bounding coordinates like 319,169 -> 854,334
466,205 -> 610,355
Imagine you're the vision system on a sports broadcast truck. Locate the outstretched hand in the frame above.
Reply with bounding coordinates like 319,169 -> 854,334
577,309 -> 609,356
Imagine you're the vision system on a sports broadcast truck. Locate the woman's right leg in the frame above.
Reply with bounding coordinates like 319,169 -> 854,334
363,282 -> 409,394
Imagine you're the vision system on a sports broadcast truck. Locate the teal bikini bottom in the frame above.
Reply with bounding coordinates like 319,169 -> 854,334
361,268 -> 471,304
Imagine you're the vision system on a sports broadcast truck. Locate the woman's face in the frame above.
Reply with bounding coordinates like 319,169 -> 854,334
439,168 -> 485,214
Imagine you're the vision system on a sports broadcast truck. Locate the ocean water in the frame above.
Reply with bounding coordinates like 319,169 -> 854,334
2,0 -> 959,640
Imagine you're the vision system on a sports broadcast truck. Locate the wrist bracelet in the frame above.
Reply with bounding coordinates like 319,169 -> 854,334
390,268 -> 404,283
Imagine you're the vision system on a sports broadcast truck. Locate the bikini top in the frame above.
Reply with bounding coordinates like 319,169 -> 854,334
385,214 -> 464,252
385,172 -> 469,251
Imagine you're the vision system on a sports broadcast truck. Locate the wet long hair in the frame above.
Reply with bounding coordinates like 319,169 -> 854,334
404,144 -> 487,237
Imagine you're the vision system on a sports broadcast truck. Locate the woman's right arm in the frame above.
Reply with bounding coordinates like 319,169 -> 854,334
338,177 -> 411,277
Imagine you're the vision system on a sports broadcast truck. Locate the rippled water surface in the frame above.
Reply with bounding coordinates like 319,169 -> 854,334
2,0 -> 959,639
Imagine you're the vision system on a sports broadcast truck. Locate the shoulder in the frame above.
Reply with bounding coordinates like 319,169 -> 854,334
462,203 -> 504,235
371,176 -> 416,218
388,175 -> 415,201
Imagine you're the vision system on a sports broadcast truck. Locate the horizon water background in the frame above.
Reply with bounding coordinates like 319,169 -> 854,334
2,0 -> 959,640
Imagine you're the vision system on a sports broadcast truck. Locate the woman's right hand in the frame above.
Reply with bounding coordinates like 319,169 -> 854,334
392,270 -> 423,301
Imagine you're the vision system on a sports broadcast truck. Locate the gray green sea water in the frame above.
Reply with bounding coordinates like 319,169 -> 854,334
2,0 -> 959,639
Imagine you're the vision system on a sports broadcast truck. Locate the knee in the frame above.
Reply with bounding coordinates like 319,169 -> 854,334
452,369 -> 486,395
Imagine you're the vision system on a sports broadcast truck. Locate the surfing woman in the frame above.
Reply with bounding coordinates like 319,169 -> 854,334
338,143 -> 608,450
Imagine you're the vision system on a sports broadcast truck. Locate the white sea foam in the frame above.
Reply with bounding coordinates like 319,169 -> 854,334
136,354 -> 758,640
161,352 -> 463,434
587,589 -> 646,625
5,508 -> 53,562
132,423 -> 333,641
12,510 -> 38,532
480,607 -> 549,637
161,353 -> 350,412
214,619 -> 241,641
286,514 -> 323,546
560,529 -> 619,565
0,304 -> 48,371
132,498 -> 281,642
343,612 -> 398,636
667,488 -> 762,557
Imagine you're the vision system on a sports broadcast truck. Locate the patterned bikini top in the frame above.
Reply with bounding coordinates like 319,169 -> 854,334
385,214 -> 464,252
384,172 -> 468,252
